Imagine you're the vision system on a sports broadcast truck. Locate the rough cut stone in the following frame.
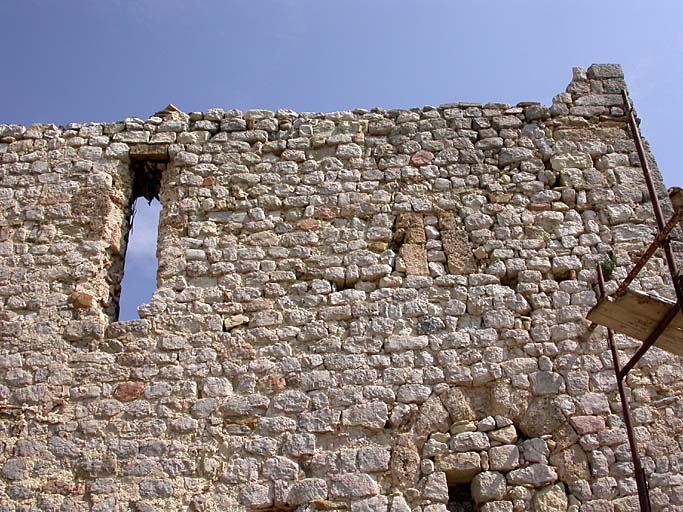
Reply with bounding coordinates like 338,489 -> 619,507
390,438 -> 421,490
488,445 -> 519,472
421,471 -> 449,503
532,484 -> 568,511
472,471 -> 506,503
548,445 -> 590,483
329,474 -> 379,498
287,479 -> 328,505
436,452 -> 481,484
506,464 -> 558,488
342,402 -> 389,430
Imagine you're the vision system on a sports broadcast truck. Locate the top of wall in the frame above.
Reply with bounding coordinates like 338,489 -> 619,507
0,64 -> 627,142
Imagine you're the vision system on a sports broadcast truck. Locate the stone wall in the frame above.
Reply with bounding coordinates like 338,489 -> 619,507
1,64 -> 682,512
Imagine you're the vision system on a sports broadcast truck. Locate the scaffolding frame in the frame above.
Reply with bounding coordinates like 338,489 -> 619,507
588,90 -> 683,512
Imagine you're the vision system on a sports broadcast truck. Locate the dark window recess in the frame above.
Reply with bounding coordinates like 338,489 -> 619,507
447,484 -> 475,512
117,144 -> 168,321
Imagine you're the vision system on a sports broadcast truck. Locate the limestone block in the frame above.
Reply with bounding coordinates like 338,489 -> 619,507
450,432 -> 490,452
550,152 -> 592,171
397,384 -> 431,404
283,433 -> 316,457
421,471 -> 449,503
506,464 -> 557,488
399,244 -> 429,276
240,483 -> 272,508
287,479 -> 328,506
300,408 -> 340,433
440,230 -> 476,275
113,131 -> 149,143
358,447 -> 390,473
533,484 -> 569,511
587,63 -> 623,79
385,335 -> 429,352
414,396 -> 451,445
139,479 -> 174,499
329,474 -> 379,498
521,439 -> 549,464
570,415 -> 606,435
390,439 -> 421,490
498,147 -> 535,166
273,390 -> 310,413
489,445 -> 520,472
342,402 -> 388,430
262,456 -> 299,481
350,495 -> 389,512
436,452 -> 481,484
1,459 -> 27,481
129,143 -> 169,161
480,502 -> 513,512
472,471 -> 506,503
440,387 -> 475,423
530,371 -> 565,395
518,398 -> 565,438
548,445 -> 590,483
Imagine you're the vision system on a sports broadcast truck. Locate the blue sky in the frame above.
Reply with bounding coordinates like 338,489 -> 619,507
2,1 -> 682,319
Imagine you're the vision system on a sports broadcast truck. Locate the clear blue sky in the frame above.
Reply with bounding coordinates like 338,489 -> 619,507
2,1 -> 682,319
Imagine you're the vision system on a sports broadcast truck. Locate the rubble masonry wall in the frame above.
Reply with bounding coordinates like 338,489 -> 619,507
1,64 -> 682,512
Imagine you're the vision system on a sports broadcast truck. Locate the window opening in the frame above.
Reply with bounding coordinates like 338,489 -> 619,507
447,484 -> 474,512
117,145 -> 168,321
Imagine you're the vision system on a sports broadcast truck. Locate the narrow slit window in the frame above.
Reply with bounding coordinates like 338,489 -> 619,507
118,197 -> 161,321
118,147 -> 167,321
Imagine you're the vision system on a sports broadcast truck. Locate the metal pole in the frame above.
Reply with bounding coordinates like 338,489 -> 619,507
618,301 -> 680,380
622,90 -> 683,312
597,266 -> 651,512
614,206 -> 683,297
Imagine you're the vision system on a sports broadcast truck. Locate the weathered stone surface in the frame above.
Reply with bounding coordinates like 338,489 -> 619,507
342,402 -> 389,430
507,464 -> 557,488
0,64 -> 678,511
570,415 -> 606,435
329,474 -> 379,498
113,381 -> 145,401
518,398 -> 565,438
390,438 -> 421,490
421,471 -> 449,502
287,479 -> 328,505
450,431 -> 490,452
472,471 -> 506,503
548,445 -> 590,483
414,396 -> 451,446
532,484 -> 568,511
440,388 -> 475,423
479,502 -> 513,512
129,143 -> 169,161
400,243 -> 429,276
499,147 -> 535,166
440,230 -> 476,275
488,445 -> 519,472
436,452 -> 481,484
240,483 -> 272,507
139,479 -> 173,499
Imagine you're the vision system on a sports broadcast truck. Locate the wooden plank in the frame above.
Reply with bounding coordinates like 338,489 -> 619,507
587,289 -> 683,357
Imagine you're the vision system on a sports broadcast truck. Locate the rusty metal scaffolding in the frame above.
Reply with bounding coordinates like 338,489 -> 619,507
588,90 -> 683,512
